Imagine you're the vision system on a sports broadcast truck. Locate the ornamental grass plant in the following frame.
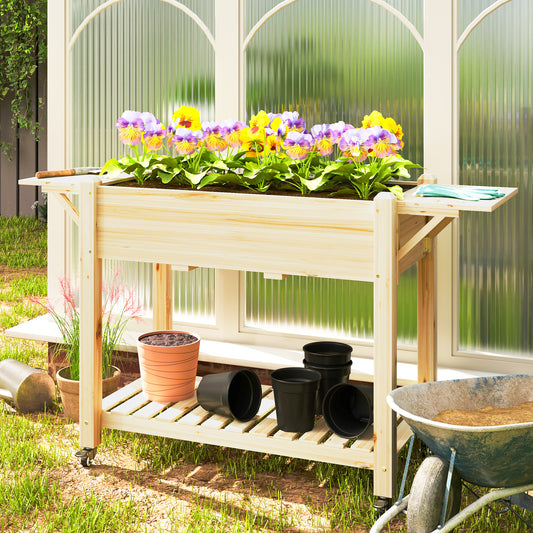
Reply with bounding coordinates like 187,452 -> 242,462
31,273 -> 141,380
101,107 -> 421,199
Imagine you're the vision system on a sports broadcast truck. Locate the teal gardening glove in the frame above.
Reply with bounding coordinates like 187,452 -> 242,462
416,185 -> 505,201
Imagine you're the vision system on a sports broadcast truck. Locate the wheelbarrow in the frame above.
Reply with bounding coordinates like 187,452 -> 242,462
370,374 -> 533,533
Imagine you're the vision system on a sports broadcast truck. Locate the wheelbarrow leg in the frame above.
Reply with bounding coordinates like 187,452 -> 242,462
374,431 -> 417,517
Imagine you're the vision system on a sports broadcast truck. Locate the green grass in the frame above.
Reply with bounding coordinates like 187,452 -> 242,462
0,405 -> 68,470
0,216 -> 531,532
41,492 -> 142,533
0,216 -> 47,268
0,472 -> 59,531
0,273 -> 47,301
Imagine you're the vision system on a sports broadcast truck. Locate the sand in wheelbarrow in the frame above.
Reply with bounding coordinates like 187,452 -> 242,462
433,399 -> 533,426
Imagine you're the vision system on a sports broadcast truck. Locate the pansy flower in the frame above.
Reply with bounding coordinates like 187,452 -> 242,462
283,131 -> 313,160
201,121 -> 228,152
329,121 -> 353,142
266,133 -> 282,153
310,121 -> 354,156
310,124 -> 334,156
339,128 -> 372,162
249,110 -> 271,129
220,119 -> 245,149
362,110 -> 404,147
143,121 -> 166,151
171,128 -> 204,155
171,106 -> 201,130
116,110 -> 144,145
239,127 -> 270,157
366,126 -> 400,158
362,110 -> 384,129
269,116 -> 287,139
281,111 -> 306,132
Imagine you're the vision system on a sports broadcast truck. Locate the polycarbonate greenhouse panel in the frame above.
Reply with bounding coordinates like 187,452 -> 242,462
244,0 -> 423,342
69,0 -> 215,322
458,0 -> 533,356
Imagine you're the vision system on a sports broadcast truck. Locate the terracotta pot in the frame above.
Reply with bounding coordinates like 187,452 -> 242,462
56,366 -> 121,422
137,330 -> 200,403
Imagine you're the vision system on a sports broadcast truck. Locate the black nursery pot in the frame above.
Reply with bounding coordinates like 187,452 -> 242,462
303,341 -> 353,366
270,367 -> 321,433
196,369 -> 262,422
303,359 -> 352,415
322,383 -> 374,438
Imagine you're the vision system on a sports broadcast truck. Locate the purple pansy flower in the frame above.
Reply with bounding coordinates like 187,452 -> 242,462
283,131 -> 313,160
339,128 -> 373,162
281,111 -> 306,132
116,110 -> 144,145
366,126 -> 400,158
143,121 -> 166,151
171,128 -> 204,155
220,119 -> 245,148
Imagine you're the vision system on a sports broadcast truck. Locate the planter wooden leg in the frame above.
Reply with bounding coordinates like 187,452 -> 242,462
417,238 -> 437,383
153,263 -> 173,330
79,180 -> 103,449
373,193 -> 398,499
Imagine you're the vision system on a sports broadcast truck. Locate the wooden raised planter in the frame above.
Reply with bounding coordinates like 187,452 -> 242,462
20,173 -> 517,500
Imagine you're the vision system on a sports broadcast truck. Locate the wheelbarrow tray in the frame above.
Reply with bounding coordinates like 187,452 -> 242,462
387,374 -> 533,488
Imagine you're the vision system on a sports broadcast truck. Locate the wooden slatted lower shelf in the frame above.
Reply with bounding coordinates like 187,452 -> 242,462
101,379 -> 412,470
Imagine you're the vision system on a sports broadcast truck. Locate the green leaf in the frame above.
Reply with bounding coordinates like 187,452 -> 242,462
158,170 -> 174,184
184,170 -> 207,186
210,160 -> 229,171
100,158 -> 123,178
329,187 -> 357,197
388,185 -> 404,200
197,174 -> 222,189
299,175 -> 329,192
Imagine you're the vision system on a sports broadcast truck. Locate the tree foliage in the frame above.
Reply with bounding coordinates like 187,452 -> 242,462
0,0 -> 47,152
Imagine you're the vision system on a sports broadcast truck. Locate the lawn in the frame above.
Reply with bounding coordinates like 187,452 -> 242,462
0,216 -> 530,532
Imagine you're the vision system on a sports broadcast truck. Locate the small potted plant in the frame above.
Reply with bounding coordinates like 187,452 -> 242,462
33,272 -> 141,421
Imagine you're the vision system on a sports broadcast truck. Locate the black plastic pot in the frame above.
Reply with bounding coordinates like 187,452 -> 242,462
303,359 -> 352,414
270,367 -> 321,433
196,369 -> 262,422
303,341 -> 353,366
322,383 -> 373,438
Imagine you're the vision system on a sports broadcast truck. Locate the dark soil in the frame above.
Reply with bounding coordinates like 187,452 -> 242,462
139,332 -> 198,347
110,177 -> 416,199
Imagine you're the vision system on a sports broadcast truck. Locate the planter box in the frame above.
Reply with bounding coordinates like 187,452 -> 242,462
96,185 -> 427,281
20,173 -> 517,499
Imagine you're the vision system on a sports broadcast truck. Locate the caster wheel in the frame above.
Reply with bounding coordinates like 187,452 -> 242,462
75,447 -> 97,467
407,456 -> 461,533
373,496 -> 393,516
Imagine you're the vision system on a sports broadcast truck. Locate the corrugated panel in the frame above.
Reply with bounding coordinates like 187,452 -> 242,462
244,0 -> 423,342
458,0 -> 532,355
69,0 -> 215,322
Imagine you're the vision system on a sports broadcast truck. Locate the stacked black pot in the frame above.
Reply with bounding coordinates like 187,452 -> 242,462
302,341 -> 353,415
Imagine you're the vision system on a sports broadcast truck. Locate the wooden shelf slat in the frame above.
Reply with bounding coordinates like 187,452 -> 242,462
100,379 -> 380,470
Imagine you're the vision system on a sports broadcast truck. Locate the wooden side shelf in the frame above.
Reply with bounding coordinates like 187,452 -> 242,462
102,378 -> 412,469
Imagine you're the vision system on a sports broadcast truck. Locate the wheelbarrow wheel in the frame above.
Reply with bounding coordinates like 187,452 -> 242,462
407,456 -> 461,533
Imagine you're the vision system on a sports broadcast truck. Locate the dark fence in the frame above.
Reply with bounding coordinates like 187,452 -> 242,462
0,62 -> 47,217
